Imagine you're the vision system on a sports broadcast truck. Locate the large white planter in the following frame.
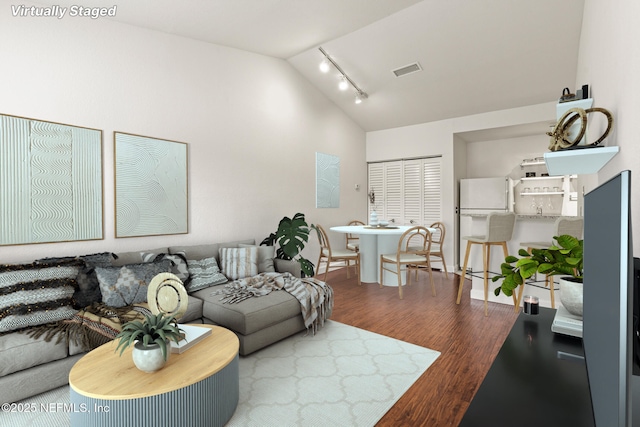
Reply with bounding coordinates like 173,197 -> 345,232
559,277 -> 583,317
132,341 -> 168,373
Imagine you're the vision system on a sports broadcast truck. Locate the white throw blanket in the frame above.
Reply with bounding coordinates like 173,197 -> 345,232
211,272 -> 333,333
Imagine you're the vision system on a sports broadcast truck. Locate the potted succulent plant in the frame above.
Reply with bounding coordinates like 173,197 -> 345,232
492,234 -> 584,316
115,312 -> 185,373
261,213 -> 315,277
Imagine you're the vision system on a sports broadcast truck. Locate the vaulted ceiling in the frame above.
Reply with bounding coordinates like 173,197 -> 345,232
49,0 -> 585,131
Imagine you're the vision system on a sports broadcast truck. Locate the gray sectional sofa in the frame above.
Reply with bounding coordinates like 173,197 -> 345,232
0,238 -> 330,404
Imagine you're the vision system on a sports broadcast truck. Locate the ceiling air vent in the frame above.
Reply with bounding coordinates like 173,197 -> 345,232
392,62 -> 422,78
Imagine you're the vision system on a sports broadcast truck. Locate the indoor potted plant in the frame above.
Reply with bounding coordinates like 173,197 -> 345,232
115,312 -> 185,373
492,234 -> 584,315
261,212 -> 315,277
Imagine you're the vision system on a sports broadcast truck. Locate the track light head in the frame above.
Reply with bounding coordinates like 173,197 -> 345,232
355,91 -> 368,104
319,59 -> 330,73
338,76 -> 349,91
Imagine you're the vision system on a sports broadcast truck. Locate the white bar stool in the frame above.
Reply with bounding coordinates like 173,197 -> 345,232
457,212 -> 517,316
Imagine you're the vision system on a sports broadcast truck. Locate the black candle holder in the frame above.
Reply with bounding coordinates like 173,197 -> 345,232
523,295 -> 539,315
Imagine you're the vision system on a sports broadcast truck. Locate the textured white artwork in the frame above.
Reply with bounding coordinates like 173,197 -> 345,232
316,152 -> 340,208
115,133 -> 188,237
0,115 -> 103,245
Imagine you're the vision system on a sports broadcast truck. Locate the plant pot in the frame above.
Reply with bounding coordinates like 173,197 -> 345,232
559,276 -> 583,317
132,341 -> 168,373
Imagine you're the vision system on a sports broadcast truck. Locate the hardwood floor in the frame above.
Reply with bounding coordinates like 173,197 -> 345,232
324,266 -> 519,426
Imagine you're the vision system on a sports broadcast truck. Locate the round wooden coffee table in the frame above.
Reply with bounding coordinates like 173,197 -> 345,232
69,325 -> 239,427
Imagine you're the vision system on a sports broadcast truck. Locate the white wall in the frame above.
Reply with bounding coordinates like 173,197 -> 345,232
577,0 -> 640,255
0,3 -> 367,266
465,135 -> 548,178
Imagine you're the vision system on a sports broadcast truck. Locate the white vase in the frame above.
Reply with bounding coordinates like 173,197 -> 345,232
132,341 -> 168,373
559,277 -> 583,317
369,210 -> 378,226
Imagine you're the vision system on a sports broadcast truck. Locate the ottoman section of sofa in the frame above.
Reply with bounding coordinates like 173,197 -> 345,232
193,285 -> 304,354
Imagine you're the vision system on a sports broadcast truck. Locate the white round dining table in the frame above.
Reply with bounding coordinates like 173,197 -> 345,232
330,225 -> 435,286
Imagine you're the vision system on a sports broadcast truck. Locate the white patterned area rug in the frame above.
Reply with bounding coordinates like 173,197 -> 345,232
2,321 -> 440,427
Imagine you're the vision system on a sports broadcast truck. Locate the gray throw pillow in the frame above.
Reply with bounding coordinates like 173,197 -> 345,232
96,260 -> 172,308
186,256 -> 228,293
274,258 -> 302,278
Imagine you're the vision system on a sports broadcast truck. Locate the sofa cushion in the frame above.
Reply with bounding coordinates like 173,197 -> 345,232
179,296 -> 204,323
185,256 -> 228,293
194,285 -> 302,335
169,239 -> 255,263
219,247 -> 258,280
0,261 -> 80,333
95,259 -> 172,308
238,244 -> 276,273
0,331 -> 68,376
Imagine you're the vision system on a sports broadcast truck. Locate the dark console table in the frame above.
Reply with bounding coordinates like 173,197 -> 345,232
459,307 -> 594,427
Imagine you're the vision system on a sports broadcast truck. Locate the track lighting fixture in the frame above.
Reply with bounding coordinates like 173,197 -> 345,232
318,46 -> 368,104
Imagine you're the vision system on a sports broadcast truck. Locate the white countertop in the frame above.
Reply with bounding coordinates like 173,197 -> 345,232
460,213 -> 561,220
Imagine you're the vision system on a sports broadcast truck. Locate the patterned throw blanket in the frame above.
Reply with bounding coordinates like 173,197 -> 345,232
211,272 -> 333,334
26,303 -> 150,351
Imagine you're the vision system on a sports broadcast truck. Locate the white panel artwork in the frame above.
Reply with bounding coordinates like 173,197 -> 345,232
316,152 -> 340,208
115,132 -> 188,238
0,114 -> 103,245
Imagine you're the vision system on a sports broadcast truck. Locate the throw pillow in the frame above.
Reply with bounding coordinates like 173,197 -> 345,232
186,256 -> 228,293
95,259 -> 172,308
141,252 -> 190,283
37,252 -> 116,308
238,244 -> 276,273
274,258 -> 302,278
219,247 -> 258,280
0,260 -> 82,333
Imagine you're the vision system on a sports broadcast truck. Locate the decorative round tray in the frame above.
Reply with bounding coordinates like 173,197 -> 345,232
147,272 -> 188,320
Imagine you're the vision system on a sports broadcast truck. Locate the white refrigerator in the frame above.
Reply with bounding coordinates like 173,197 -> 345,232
459,177 -> 512,215
458,177 -> 513,265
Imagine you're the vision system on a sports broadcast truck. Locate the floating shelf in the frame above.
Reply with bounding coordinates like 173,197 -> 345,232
520,176 -> 563,182
544,146 -> 619,176
520,160 -> 546,168
520,192 -> 564,196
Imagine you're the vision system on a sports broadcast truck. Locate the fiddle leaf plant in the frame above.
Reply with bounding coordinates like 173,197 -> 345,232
492,234 -> 583,297
114,313 -> 184,361
261,213 -> 315,277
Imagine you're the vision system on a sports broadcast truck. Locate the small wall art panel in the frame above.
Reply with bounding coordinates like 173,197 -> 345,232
0,114 -> 103,245
315,152 -> 340,208
115,132 -> 188,238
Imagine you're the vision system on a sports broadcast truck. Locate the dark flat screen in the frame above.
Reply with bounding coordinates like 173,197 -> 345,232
583,170 -> 633,427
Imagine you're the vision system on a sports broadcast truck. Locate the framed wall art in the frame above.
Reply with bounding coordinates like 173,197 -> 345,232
315,152 -> 340,208
114,132 -> 188,238
0,113 -> 103,245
